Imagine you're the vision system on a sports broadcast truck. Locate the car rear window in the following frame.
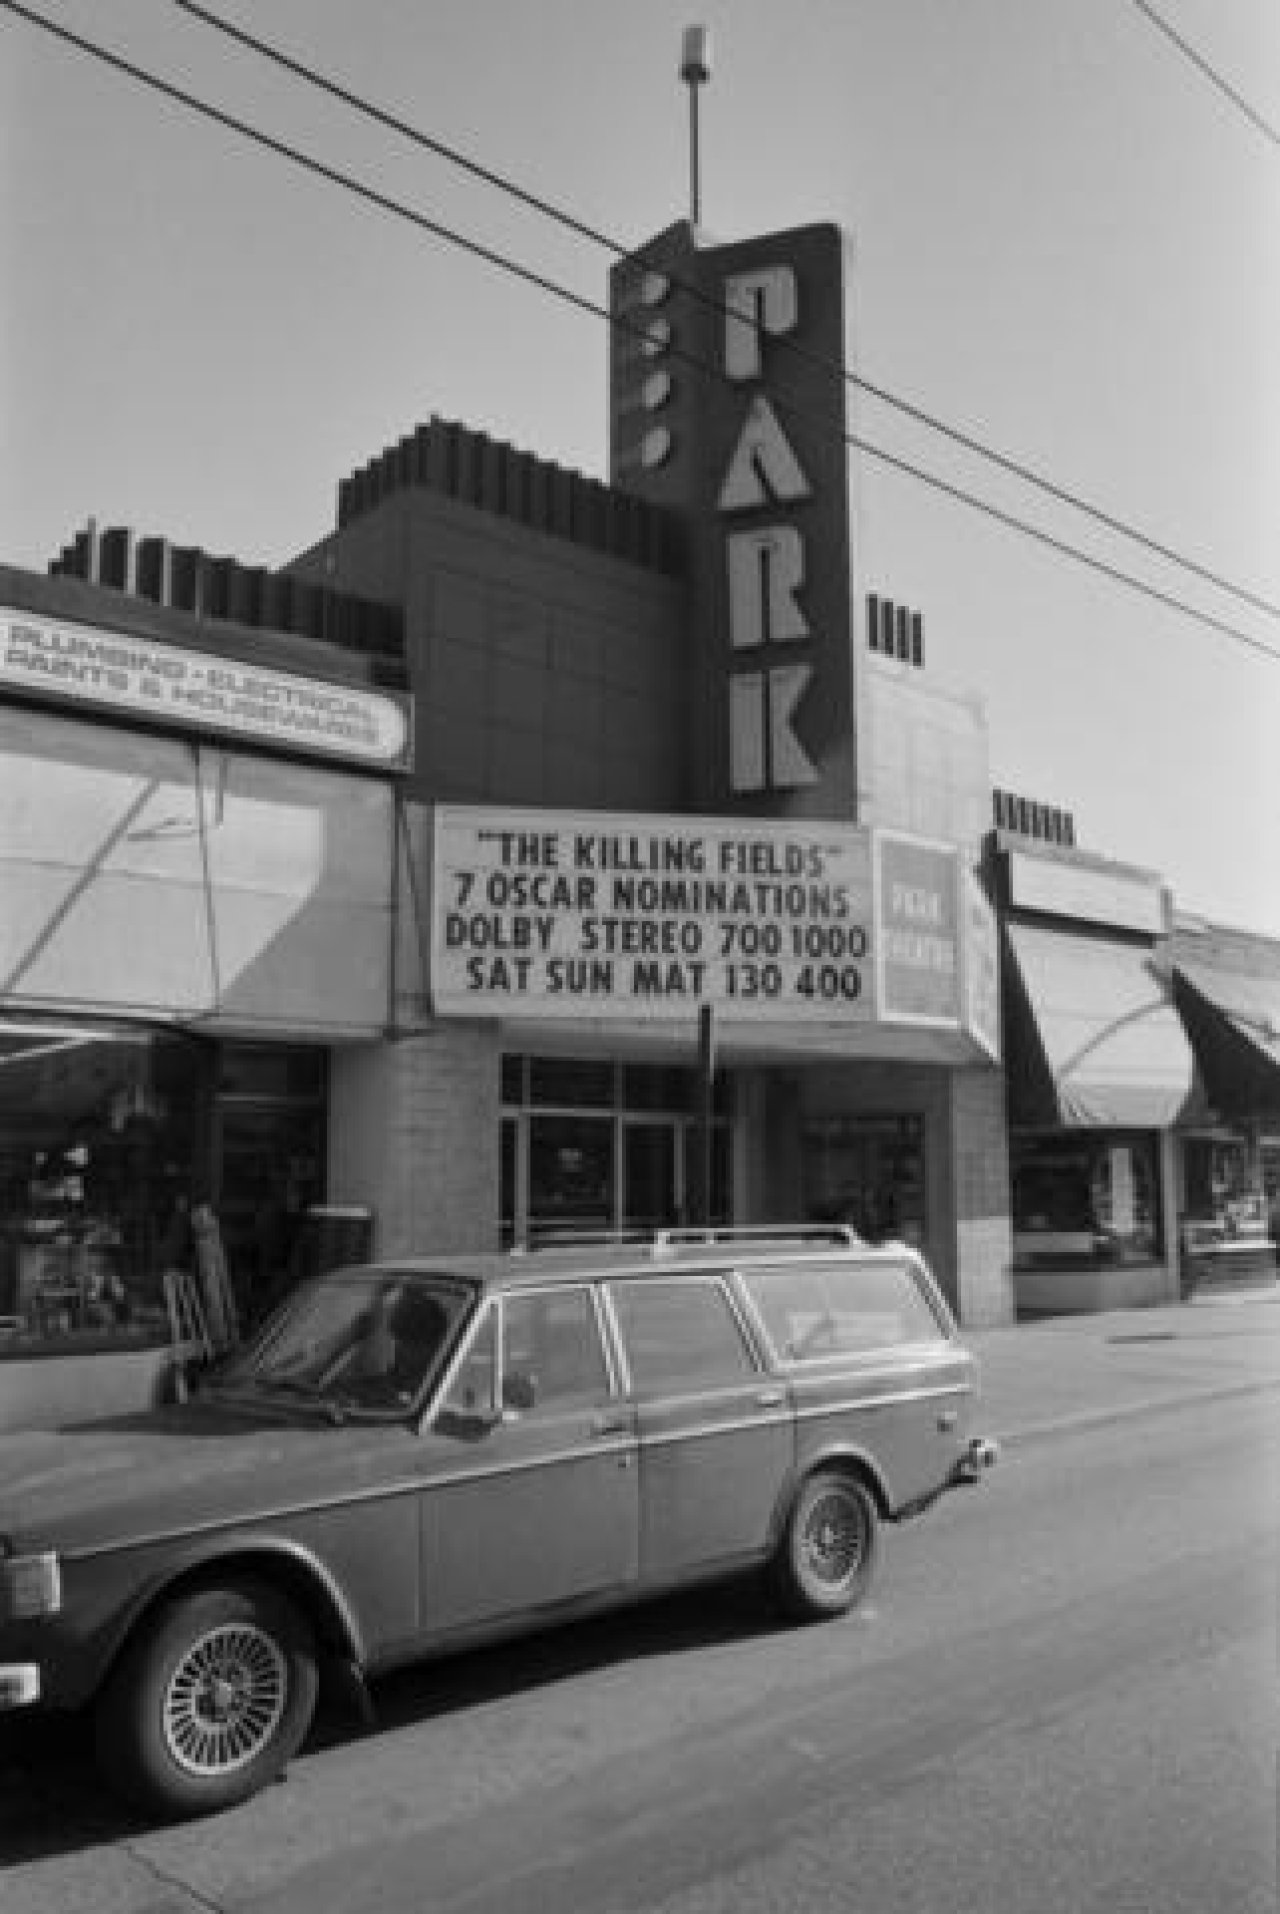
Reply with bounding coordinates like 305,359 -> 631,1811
738,1256 -> 946,1361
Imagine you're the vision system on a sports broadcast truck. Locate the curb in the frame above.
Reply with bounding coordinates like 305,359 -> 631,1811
989,1374 -> 1280,1451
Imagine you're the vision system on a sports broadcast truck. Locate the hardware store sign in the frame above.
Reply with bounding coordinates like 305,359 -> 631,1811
431,805 -> 879,1022
1,606 -> 412,770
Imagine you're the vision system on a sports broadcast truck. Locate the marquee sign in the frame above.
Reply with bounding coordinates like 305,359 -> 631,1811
432,805 -> 875,1022
430,806 -> 997,1058
1,606 -> 413,772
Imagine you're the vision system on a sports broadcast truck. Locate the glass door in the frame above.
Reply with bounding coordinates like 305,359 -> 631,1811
623,1120 -> 680,1233
526,1113 -> 614,1243
212,1045 -> 326,1326
500,1115 -> 520,1249
500,1060 -> 735,1246
682,1120 -> 732,1229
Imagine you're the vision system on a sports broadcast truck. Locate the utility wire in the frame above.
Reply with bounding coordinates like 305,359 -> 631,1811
172,0 -> 1280,626
1127,0 -> 1280,151
4,0 -> 1278,666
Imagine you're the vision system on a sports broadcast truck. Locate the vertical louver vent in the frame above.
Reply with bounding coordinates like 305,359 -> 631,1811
866,593 -> 923,666
993,788 -> 1076,846
49,524 -> 404,668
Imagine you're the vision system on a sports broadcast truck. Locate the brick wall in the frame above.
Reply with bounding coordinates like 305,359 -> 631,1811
947,1066 -> 1014,1325
328,1025 -> 501,1257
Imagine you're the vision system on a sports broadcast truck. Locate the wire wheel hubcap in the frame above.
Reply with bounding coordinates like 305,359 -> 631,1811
801,1487 -> 865,1588
162,1621 -> 289,1777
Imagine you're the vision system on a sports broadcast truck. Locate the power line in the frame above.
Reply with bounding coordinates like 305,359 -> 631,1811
1127,0 -> 1280,150
171,0 -> 1280,626
4,0 -> 1279,667
171,0 -> 625,276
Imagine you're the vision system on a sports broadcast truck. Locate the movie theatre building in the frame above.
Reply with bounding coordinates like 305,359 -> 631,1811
293,216 -> 1008,1329
0,215 -> 1011,1427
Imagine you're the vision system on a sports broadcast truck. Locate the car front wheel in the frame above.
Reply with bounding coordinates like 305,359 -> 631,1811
96,1579 -> 318,1820
771,1470 -> 878,1620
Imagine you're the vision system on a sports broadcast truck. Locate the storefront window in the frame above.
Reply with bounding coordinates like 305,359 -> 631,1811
802,1114 -> 926,1248
528,1059 -> 614,1108
0,1019 -> 206,1356
1262,1142 -> 1280,1243
1182,1135 -> 1267,1241
1011,1132 -> 1162,1269
623,1064 -> 731,1118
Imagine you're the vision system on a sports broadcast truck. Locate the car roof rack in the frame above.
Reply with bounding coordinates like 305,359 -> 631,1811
514,1229 -> 659,1253
650,1224 -> 864,1255
513,1224 -> 864,1258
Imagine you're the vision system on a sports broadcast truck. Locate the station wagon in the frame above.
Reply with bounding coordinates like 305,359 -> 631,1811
0,1225 -> 997,1820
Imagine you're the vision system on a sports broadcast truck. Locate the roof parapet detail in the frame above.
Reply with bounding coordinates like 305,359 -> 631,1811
49,524 -> 405,678
336,415 -> 685,575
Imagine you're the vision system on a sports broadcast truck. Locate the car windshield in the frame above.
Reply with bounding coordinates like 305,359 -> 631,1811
213,1268 -> 474,1413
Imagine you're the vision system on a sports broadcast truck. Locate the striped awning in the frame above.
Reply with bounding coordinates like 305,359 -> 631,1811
1172,958 -> 1280,1116
1004,922 -> 1196,1128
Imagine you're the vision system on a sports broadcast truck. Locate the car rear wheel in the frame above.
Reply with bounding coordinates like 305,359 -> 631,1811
96,1580 -> 318,1820
770,1470 -> 878,1620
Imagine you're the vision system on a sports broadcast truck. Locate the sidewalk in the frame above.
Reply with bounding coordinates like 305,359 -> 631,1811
966,1286 -> 1280,1447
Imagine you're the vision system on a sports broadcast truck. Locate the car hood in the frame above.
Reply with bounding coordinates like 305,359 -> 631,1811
0,1397 -> 416,1556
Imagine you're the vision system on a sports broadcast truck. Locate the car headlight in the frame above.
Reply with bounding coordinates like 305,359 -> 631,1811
0,1549 -> 62,1621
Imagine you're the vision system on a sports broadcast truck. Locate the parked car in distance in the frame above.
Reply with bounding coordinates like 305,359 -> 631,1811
0,1225 -> 997,1821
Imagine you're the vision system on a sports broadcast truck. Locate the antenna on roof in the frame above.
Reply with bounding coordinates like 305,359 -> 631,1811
680,25 -> 712,228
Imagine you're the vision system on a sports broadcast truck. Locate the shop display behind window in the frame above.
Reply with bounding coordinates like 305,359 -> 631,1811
1182,1135 -> 1267,1243
1011,1132 -> 1161,1268
0,1021 -> 205,1356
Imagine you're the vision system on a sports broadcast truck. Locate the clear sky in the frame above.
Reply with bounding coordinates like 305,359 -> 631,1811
3,0 -> 1278,934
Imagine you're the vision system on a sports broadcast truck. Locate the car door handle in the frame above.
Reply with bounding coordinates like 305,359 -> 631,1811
937,1408 -> 959,1431
591,1410 -> 632,1437
755,1388 -> 785,1409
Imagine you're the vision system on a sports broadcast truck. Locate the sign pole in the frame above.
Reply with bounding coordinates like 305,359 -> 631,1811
696,1001 -> 716,1227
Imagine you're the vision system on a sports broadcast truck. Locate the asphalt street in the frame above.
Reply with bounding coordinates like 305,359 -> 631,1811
2,1291 -> 1277,1913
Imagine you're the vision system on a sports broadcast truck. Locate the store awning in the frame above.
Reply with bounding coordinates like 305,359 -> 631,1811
1003,922 -> 1196,1128
1172,958 -> 1280,1116
0,709 -> 394,1036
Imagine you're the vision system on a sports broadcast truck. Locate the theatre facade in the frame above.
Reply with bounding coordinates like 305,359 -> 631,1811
2,212 -> 1274,1427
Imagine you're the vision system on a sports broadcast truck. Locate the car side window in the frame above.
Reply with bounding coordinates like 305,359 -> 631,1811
501,1288 -> 611,1413
438,1303 -> 497,1420
609,1277 -> 757,1393
738,1257 -> 945,1361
